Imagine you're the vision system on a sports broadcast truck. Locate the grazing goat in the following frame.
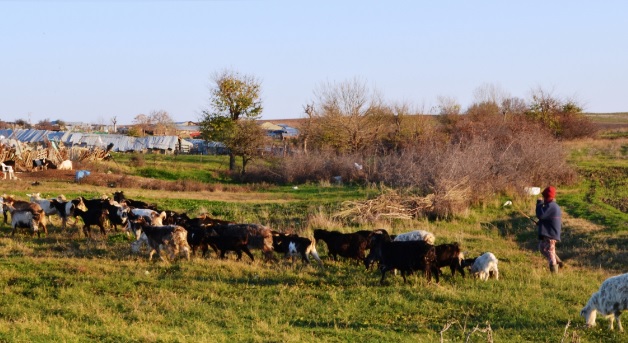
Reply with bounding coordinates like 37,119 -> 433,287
128,218 -> 190,262
73,206 -> 109,238
170,212 -> 191,226
50,197 -> 86,229
272,231 -> 323,265
364,229 -> 393,269
57,160 -> 73,170
581,273 -> 628,332
368,233 -> 439,285
215,223 -> 275,261
27,193 -> 59,220
32,158 -> 55,170
4,204 -> 47,237
185,213 -> 233,228
204,224 -> 254,261
393,230 -> 436,245
129,208 -> 167,226
104,200 -> 130,231
185,225 -> 217,257
2,195 -> 47,233
113,191 -> 155,210
314,229 -> 368,263
435,243 -> 465,278
464,252 -> 499,281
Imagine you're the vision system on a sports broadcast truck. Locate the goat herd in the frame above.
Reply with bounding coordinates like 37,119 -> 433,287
0,190 -> 499,285
1,190 -> 627,332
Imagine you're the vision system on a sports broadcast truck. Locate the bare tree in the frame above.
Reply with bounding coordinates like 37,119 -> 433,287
500,97 -> 528,117
150,110 -> 176,136
436,95 -> 461,115
308,78 -> 386,153
111,116 -> 118,134
133,113 -> 152,136
300,103 -> 315,154
472,83 -> 509,105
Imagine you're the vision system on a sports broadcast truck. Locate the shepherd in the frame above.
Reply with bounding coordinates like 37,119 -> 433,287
536,186 -> 564,273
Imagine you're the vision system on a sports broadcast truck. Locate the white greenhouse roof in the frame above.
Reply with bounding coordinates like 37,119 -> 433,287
0,129 -> 192,152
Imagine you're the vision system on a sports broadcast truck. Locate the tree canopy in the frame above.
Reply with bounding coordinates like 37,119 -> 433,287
200,69 -> 264,172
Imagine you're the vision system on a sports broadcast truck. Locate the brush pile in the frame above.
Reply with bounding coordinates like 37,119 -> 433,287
335,180 -> 471,222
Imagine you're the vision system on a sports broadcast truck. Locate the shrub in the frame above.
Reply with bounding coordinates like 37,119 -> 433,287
245,114 -> 577,218
129,154 -> 145,167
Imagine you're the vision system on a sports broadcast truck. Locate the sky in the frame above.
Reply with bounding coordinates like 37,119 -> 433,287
1,1 -> 627,125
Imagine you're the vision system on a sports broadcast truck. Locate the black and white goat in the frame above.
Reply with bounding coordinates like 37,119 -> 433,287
127,217 -> 191,262
272,231 -> 323,265
49,196 -> 86,229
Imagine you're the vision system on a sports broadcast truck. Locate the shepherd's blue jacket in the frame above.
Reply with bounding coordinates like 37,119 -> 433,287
536,200 -> 562,241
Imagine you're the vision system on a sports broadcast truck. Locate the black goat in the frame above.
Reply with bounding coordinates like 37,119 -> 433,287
368,234 -> 439,285
435,243 -> 465,278
313,229 -> 368,263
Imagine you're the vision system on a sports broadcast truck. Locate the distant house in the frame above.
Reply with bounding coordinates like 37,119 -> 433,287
277,124 -> 299,138
175,121 -> 201,138
260,122 -> 300,140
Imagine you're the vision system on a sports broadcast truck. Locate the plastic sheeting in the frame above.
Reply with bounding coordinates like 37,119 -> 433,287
0,129 -> 193,152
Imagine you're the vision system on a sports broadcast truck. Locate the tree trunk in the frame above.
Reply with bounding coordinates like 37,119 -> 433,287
229,153 -> 236,171
241,156 -> 248,176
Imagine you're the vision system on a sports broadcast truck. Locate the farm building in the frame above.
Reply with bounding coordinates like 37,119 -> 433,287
261,122 -> 300,140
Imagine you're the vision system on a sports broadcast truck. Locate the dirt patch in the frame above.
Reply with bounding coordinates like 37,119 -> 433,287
12,169 -> 79,183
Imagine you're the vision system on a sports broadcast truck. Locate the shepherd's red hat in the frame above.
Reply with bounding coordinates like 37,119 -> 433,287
542,186 -> 556,200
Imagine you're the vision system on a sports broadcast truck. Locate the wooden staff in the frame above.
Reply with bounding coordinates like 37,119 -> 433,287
516,208 -> 538,225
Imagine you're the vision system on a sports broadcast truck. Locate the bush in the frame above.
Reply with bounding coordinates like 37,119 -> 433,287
241,152 -> 366,185
244,115 -> 577,218
129,154 -> 145,167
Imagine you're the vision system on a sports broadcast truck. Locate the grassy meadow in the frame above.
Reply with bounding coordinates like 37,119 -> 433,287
0,136 -> 627,342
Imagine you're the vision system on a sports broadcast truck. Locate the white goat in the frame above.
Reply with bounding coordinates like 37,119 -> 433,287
470,252 -> 499,281
130,208 -> 166,226
57,160 -> 73,170
581,273 -> 628,332
393,230 -> 436,245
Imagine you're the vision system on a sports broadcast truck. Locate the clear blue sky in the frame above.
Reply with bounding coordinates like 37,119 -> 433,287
1,1 -> 626,125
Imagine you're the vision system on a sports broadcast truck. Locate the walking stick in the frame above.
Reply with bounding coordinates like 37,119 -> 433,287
516,208 -> 538,225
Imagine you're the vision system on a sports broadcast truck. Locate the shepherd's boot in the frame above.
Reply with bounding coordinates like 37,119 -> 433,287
549,264 -> 559,273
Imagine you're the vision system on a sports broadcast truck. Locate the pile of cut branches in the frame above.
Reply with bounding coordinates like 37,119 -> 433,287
335,180 -> 471,223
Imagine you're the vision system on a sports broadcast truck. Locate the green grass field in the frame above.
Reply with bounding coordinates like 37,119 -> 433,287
0,138 -> 626,342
